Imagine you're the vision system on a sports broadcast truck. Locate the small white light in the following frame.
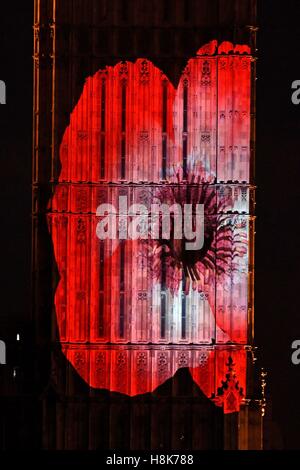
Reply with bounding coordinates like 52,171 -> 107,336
13,368 -> 17,378
16,334 -> 20,341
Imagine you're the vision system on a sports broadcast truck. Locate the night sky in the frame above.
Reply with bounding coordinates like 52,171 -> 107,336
255,0 -> 300,449
0,0 -> 300,449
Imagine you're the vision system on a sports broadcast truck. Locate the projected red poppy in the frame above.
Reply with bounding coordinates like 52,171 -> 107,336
48,40 -> 251,412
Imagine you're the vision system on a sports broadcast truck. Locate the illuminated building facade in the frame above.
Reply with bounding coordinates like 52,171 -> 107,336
33,0 -> 263,449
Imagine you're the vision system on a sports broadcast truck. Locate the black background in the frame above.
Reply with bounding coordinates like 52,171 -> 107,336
0,0 -> 300,449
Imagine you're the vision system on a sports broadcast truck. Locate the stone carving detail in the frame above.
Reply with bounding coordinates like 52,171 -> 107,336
139,130 -> 149,142
95,352 -> 106,387
199,352 -> 208,368
178,352 -> 188,367
74,352 -> 85,372
137,291 -> 148,301
201,133 -> 210,143
95,352 -> 105,370
201,60 -> 211,86
117,352 -> 126,367
241,58 -> 249,70
182,77 -> 189,88
199,292 -> 208,301
119,61 -> 128,81
157,352 -> 168,379
139,59 -> 150,84
76,189 -> 88,212
241,187 -> 247,202
116,352 -> 127,389
136,352 -> 147,392
212,356 -> 244,413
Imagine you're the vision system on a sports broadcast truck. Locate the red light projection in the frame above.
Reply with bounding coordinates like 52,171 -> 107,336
48,41 -> 252,413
